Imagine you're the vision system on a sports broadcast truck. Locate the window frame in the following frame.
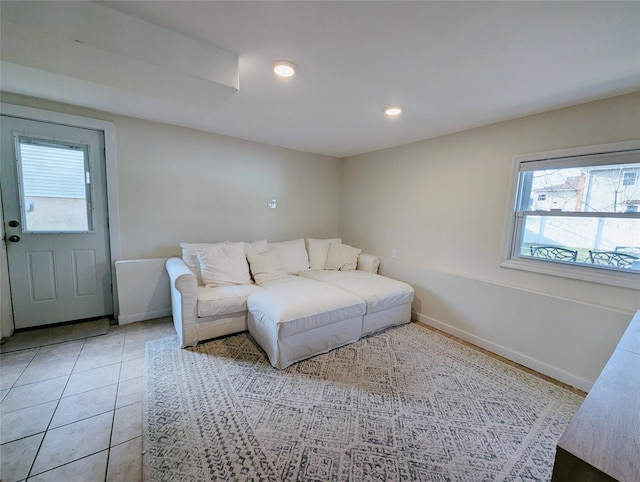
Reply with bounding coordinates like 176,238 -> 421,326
501,140 -> 640,290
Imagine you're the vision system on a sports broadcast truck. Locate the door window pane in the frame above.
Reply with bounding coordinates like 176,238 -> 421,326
17,137 -> 92,232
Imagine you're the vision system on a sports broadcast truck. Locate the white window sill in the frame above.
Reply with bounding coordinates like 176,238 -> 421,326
501,258 -> 640,290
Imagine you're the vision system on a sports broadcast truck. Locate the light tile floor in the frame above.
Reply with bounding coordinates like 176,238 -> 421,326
0,317 -> 175,482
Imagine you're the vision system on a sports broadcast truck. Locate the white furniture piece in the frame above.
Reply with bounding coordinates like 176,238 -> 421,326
298,269 -> 415,337
165,237 -> 414,368
247,276 -> 366,368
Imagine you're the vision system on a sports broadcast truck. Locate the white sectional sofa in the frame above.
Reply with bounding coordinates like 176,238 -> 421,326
165,237 -> 414,368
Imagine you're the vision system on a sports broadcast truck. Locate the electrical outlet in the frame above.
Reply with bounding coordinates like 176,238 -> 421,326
268,199 -> 277,209
392,248 -> 398,259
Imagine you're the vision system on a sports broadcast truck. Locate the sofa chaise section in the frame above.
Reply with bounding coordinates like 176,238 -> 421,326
247,276 -> 366,369
298,269 -> 414,336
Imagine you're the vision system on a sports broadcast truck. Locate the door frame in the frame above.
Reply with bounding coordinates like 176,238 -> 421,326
0,103 -> 121,335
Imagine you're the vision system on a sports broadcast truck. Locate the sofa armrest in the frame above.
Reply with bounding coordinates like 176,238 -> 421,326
357,252 -> 381,274
165,257 -> 198,347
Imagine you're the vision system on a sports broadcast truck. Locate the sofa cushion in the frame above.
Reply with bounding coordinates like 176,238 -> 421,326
356,253 -> 381,274
197,284 -> 263,317
180,242 -> 227,285
298,270 -> 414,314
247,278 -> 365,338
197,242 -> 252,287
305,238 -> 342,270
325,242 -> 362,271
260,274 -> 312,288
269,238 -> 309,274
245,239 -> 269,256
246,249 -> 288,284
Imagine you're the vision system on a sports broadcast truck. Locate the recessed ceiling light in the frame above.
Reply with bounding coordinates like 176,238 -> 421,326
273,60 -> 296,78
384,106 -> 403,117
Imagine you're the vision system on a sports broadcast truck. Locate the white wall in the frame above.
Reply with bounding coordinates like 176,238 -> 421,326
0,92 -> 342,260
340,93 -> 640,390
113,116 -> 341,259
1,92 -> 341,325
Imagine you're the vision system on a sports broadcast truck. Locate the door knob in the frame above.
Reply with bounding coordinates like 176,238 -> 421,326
8,235 -> 20,243
8,220 -> 19,227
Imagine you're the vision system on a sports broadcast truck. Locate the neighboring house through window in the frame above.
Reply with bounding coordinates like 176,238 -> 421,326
623,171 -> 637,186
503,141 -> 640,289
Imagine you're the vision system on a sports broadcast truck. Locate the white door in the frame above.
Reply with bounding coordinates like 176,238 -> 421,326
1,116 -> 112,328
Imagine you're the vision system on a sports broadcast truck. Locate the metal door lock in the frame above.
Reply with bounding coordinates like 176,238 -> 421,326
8,220 -> 19,227
8,235 -> 20,243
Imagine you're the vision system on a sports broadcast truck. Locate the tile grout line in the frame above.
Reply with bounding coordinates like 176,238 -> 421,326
20,327 -> 126,480
0,347 -> 44,453
23,337 -> 87,480
104,324 -> 130,481
26,450 -> 109,481
1,319 -> 169,482
0,348 -> 38,393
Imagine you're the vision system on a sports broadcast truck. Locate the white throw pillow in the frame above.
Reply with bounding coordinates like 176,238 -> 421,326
269,238 -> 309,274
197,242 -> 252,287
325,242 -> 362,271
305,238 -> 342,270
246,249 -> 287,284
180,242 -> 227,285
245,239 -> 269,256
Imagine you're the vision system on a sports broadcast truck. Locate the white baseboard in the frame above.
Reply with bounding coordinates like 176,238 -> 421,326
412,311 -> 593,392
118,308 -> 171,325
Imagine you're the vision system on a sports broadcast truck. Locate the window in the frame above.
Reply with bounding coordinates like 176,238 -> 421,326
623,171 -> 637,186
503,141 -> 640,289
16,136 -> 93,233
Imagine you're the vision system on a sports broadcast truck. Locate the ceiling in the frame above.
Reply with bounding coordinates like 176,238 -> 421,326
2,1 -> 639,158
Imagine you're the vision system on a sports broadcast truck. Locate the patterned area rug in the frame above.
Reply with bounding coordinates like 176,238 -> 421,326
143,323 -> 583,481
